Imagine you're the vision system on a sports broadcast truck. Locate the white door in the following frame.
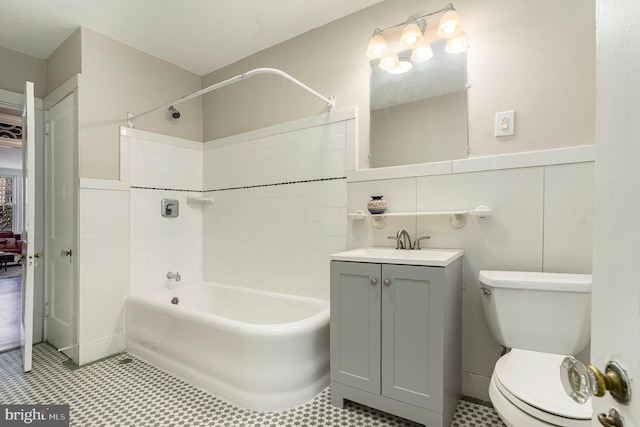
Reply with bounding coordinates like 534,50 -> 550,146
44,92 -> 76,361
20,81 -> 36,372
591,1 -> 640,425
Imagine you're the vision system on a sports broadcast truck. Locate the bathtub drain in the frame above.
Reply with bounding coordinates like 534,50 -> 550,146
171,297 -> 179,305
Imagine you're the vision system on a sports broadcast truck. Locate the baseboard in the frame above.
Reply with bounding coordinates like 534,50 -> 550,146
461,371 -> 491,402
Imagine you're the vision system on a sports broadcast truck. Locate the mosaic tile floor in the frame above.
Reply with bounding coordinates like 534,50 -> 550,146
0,344 -> 505,426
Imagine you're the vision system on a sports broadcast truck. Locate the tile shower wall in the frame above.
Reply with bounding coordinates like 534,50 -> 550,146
122,129 -> 204,293
347,160 -> 594,400
202,114 -> 352,299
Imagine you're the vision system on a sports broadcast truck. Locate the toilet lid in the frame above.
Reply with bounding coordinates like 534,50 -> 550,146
494,349 -> 592,420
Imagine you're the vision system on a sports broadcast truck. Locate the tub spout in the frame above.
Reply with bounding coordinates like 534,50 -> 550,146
167,271 -> 181,282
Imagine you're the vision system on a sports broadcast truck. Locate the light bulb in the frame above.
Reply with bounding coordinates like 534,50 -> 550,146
366,29 -> 388,59
379,51 -> 399,71
437,8 -> 463,38
400,19 -> 423,49
445,33 -> 467,54
411,43 -> 434,62
387,60 -> 413,75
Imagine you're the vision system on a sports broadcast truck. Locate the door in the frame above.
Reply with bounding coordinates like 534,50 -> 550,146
591,1 -> 640,425
20,81 -> 36,372
44,92 -> 76,360
330,261 -> 381,394
381,264 -> 445,411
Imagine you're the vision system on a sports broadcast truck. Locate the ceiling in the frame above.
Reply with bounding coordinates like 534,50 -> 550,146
0,0 -> 382,76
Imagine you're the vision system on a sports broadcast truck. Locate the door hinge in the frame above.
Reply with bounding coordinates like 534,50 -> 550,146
45,121 -> 50,135
44,302 -> 49,318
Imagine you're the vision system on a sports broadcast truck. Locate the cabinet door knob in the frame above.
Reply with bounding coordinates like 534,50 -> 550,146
370,278 -> 378,285
383,279 -> 391,286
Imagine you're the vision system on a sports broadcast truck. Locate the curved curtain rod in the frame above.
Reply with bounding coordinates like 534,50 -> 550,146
127,67 -> 336,128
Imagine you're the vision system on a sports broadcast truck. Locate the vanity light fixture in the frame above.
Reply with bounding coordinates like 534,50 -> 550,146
366,2 -> 466,74
366,28 -> 389,59
437,3 -> 463,38
445,32 -> 468,54
400,17 -> 423,49
411,42 -> 434,62
387,60 -> 413,74
379,50 -> 400,71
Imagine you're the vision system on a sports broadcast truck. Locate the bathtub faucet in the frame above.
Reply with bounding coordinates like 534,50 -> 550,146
167,271 -> 181,282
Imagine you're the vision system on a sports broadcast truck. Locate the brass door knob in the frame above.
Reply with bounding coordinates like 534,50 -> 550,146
561,357 -> 631,404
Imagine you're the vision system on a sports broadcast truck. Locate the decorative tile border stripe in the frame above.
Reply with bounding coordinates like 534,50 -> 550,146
130,177 -> 346,194
204,176 -> 347,193
130,186 -> 201,192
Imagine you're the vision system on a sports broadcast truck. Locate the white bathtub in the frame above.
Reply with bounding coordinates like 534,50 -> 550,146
125,281 -> 330,411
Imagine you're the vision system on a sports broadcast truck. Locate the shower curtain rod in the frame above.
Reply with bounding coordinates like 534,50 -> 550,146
127,67 -> 336,128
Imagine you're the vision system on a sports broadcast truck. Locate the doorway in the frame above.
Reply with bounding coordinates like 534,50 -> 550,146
0,108 -> 25,352
0,89 -> 46,354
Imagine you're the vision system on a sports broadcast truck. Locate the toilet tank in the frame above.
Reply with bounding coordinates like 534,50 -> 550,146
479,271 -> 592,356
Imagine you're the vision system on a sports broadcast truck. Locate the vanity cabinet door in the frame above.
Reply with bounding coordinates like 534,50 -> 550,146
381,264 -> 445,411
330,261 -> 381,394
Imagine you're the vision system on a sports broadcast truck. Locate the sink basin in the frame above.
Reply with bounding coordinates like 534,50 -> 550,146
330,247 -> 463,267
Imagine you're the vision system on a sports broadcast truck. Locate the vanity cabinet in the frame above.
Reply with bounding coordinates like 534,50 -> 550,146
330,258 -> 462,427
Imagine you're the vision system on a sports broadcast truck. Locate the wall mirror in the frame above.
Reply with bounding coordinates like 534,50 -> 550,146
369,39 -> 468,168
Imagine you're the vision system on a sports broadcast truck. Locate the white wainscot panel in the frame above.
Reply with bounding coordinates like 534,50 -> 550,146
542,162 -> 594,274
416,167 -> 545,399
78,187 -> 130,364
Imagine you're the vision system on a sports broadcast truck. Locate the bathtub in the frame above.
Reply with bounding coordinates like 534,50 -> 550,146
125,281 -> 330,412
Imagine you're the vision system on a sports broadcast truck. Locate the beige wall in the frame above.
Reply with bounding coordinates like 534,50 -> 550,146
202,0 -> 595,168
0,46 -> 47,98
78,28 -> 204,180
46,28 -> 82,95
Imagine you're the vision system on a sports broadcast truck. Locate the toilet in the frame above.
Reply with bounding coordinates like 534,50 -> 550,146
478,270 -> 593,427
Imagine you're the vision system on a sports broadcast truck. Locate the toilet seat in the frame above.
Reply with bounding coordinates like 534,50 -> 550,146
492,349 -> 591,426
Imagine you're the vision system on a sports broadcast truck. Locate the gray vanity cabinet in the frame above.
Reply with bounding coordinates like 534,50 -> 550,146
330,259 -> 462,427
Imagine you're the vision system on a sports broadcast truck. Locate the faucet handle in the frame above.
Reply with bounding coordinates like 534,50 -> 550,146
414,236 -> 431,250
387,235 -> 404,249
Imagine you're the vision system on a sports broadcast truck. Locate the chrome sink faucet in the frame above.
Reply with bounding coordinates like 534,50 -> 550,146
387,230 -> 431,250
167,271 -> 181,282
398,229 -> 413,250
414,235 -> 431,250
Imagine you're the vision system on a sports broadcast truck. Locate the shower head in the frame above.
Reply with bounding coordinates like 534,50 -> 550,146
168,105 -> 180,119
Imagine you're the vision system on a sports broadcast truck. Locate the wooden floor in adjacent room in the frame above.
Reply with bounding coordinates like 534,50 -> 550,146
0,266 -> 21,352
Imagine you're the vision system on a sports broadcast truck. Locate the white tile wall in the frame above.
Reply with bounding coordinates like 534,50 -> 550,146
130,189 -> 203,293
129,135 -> 203,191
202,116 -> 351,299
204,121 -> 346,190
78,181 -> 130,365
127,131 -> 204,294
346,160 -> 594,401
125,114 -> 350,299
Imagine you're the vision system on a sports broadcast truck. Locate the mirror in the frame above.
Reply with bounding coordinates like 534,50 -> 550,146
370,39 -> 468,168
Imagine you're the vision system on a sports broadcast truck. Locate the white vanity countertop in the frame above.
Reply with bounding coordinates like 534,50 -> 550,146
330,247 -> 464,267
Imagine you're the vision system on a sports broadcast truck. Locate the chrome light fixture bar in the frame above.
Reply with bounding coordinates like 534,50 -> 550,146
366,3 -> 466,74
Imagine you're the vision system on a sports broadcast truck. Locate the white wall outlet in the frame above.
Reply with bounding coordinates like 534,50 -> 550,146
495,111 -> 515,137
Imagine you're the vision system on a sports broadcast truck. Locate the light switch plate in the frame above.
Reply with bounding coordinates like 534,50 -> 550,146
495,111 -> 515,137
